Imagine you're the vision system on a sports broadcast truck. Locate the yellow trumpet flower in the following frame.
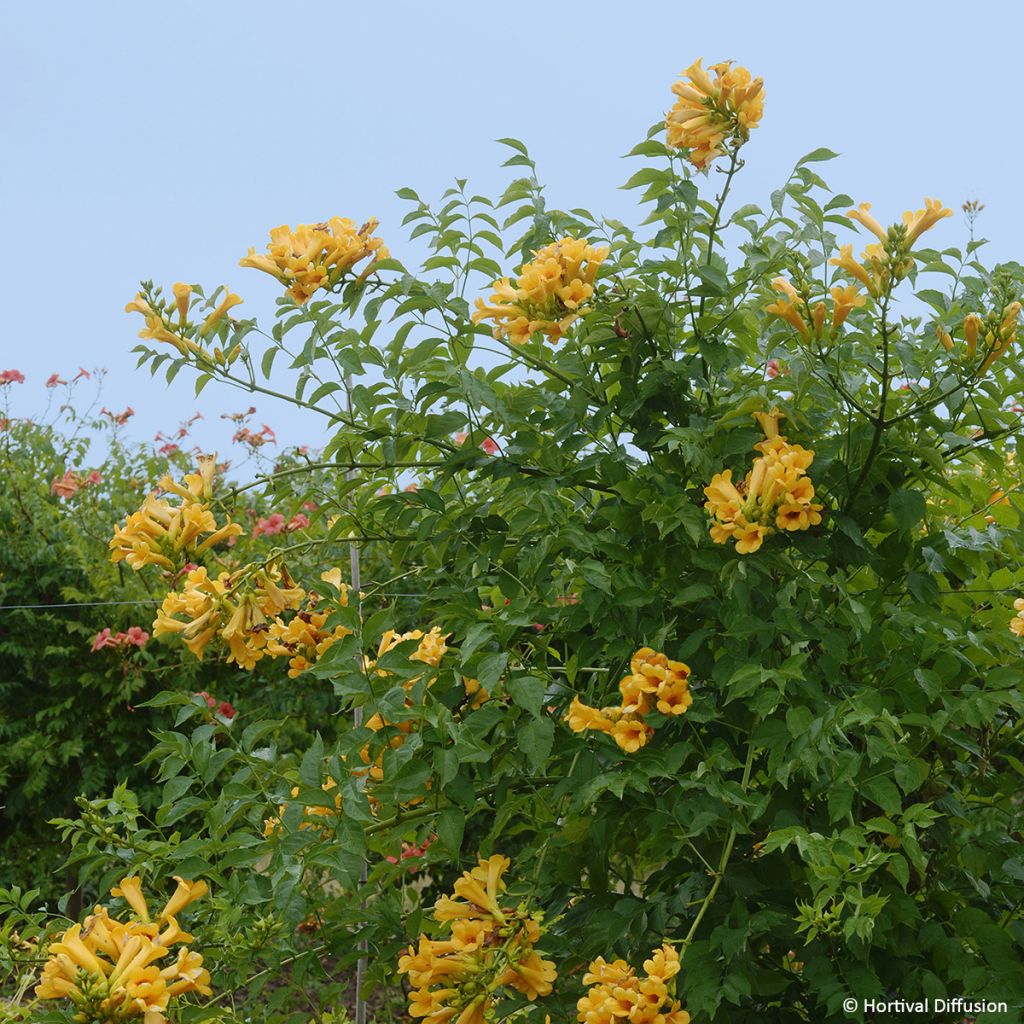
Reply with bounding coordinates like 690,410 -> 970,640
160,878 -> 209,921
240,217 -> 388,304
666,59 -> 764,169
198,287 -> 243,337
171,282 -> 192,322
399,855 -> 555,1022
704,411 -> 821,554
37,874 -> 212,1019
829,245 -> 873,292
903,197 -> 954,245
580,944 -> 690,1024
473,237 -> 608,346
847,202 -> 888,242
111,876 -> 151,923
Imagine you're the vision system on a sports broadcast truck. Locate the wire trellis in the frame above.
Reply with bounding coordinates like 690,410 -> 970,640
0,593 -> 427,612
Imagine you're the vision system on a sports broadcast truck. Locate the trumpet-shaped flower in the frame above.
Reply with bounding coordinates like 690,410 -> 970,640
160,878 -> 209,921
578,944 -> 690,1024
903,197 -> 954,245
399,855 -> 555,1024
705,409 -> 822,554
567,647 -> 693,753
240,217 -> 388,304
109,459 -> 241,573
836,198 -> 952,298
765,277 -> 865,341
36,874 -> 211,1022
666,59 -> 764,168
473,237 -> 608,346
171,282 -> 192,322
198,287 -> 243,336
830,285 -> 866,328
765,294 -> 809,339
847,202 -> 888,243
829,244 -> 873,292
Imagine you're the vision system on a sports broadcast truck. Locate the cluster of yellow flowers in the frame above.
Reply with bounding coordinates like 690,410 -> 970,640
704,410 -> 822,555
154,563 -> 351,672
109,457 -> 242,572
1011,598 -> 1024,637
36,876 -> 210,1023
398,855 -> 556,1024
766,277 -> 865,342
125,286 -> 243,364
472,237 -> 609,346
357,627 -> 449,791
239,217 -> 389,304
368,626 -> 450,677
937,302 -> 1022,373
578,945 -> 689,1024
263,776 -> 342,836
831,198 -> 952,298
666,59 -> 764,169
567,647 -> 693,754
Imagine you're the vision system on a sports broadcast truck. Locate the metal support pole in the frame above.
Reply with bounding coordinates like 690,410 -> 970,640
346,370 -> 369,1024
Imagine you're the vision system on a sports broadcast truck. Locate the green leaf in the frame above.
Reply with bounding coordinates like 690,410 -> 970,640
518,718 -> 554,771
435,807 -> 466,856
496,137 -> 529,156
890,854 -> 910,890
329,820 -> 368,888
889,489 -> 927,530
476,652 -> 509,692
299,734 -> 325,789
797,147 -> 840,166
828,784 -> 854,823
694,265 -> 729,296
862,777 -> 902,817
507,675 -> 545,717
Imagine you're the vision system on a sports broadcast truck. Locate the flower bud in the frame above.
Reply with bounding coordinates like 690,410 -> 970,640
964,314 -> 982,359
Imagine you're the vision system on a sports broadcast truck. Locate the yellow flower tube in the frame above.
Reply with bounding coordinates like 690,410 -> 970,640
159,878 -> 209,922
111,877 -> 151,923
847,203 -> 888,242
49,924 -> 108,976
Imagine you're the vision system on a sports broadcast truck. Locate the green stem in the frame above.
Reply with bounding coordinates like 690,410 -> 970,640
844,294 -> 892,511
679,736 -> 757,951
489,333 -> 578,389
700,147 -> 742,308
695,145 -> 742,408
223,461 -> 445,498
220,368 -> 351,425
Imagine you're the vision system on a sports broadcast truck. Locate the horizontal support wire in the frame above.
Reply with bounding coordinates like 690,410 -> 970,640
0,593 -> 428,612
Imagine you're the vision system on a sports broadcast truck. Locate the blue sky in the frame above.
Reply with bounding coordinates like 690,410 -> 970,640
2,1 -> 1019,457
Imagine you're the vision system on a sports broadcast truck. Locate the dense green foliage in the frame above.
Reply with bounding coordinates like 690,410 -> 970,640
0,409 -> 343,903
5,114 -> 1024,1023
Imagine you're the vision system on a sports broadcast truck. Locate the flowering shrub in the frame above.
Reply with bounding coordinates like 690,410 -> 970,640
7,55 -> 1024,1024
